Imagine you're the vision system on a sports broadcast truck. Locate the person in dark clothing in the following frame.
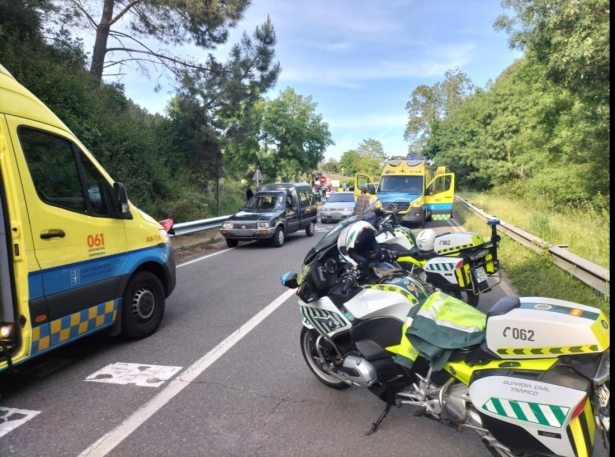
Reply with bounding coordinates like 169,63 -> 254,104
246,185 -> 254,201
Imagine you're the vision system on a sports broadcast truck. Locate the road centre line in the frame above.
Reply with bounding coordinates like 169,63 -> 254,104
78,288 -> 297,457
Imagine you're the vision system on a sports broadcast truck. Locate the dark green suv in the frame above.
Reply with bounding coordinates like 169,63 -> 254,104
220,182 -> 318,248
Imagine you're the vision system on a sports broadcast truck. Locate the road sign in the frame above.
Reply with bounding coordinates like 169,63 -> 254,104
319,175 -> 326,184
253,169 -> 263,188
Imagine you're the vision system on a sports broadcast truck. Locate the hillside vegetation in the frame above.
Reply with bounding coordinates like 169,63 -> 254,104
1,1 -> 609,228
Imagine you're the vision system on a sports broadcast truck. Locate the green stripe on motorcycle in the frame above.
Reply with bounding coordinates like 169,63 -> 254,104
484,398 -> 569,427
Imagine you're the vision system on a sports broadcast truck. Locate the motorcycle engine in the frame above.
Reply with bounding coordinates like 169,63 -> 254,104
339,355 -> 378,387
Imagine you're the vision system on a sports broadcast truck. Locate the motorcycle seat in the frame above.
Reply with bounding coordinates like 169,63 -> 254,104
397,246 -> 441,261
487,297 -> 521,318
448,341 -> 501,366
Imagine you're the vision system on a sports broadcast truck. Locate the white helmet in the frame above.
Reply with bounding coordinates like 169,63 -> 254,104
337,221 -> 378,267
416,229 -> 437,251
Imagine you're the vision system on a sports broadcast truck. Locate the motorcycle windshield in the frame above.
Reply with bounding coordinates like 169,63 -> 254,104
307,216 -> 360,258
308,198 -> 386,258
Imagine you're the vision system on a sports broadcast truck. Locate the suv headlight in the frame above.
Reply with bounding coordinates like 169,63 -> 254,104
222,222 -> 233,229
257,222 -> 270,228
158,229 -> 170,242
411,200 -> 422,208
342,207 -> 354,213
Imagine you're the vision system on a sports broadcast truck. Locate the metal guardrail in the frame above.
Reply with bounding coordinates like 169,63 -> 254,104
455,196 -> 610,295
170,215 -> 232,237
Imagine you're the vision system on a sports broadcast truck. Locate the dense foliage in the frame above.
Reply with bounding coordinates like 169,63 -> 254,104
2,0 -> 608,222
408,0 -> 609,208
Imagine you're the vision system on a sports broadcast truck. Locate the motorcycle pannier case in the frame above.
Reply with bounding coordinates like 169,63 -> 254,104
468,297 -> 610,456
469,368 -> 594,457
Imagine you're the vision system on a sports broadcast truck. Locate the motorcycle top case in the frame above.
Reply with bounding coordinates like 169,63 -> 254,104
431,232 -> 487,255
486,297 -> 610,359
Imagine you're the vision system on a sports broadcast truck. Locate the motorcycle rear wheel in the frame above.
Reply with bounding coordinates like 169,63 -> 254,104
300,327 -> 350,390
450,290 -> 480,307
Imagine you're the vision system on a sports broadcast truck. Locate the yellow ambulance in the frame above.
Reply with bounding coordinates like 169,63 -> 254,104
0,64 -> 176,373
354,156 -> 454,227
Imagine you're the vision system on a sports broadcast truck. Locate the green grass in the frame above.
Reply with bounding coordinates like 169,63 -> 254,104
459,191 -> 610,269
454,194 -> 609,316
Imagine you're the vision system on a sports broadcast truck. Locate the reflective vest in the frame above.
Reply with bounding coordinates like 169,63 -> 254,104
392,291 -> 487,371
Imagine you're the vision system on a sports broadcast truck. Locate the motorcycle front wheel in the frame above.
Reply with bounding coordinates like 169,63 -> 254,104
300,327 -> 350,390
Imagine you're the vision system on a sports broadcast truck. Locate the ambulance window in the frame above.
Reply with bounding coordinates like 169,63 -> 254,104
19,128 -> 85,213
79,151 -> 111,216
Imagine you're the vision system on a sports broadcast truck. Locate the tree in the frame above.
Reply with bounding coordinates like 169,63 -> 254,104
338,149 -> 361,176
355,139 -> 388,177
224,88 -> 334,182
321,158 -> 339,173
59,0 -> 251,80
166,18 -> 280,186
404,67 -> 474,155
495,0 -> 610,107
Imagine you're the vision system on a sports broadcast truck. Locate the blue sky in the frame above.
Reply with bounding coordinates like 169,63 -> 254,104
98,0 -> 523,162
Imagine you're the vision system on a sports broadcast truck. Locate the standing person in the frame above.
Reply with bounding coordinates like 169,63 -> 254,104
355,186 -> 371,215
246,185 -> 254,202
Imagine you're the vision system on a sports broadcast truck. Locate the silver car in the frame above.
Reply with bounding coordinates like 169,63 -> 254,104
320,191 -> 356,223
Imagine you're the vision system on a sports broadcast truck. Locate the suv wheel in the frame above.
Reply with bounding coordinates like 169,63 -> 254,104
226,239 -> 239,248
272,226 -> 285,247
305,221 -> 315,237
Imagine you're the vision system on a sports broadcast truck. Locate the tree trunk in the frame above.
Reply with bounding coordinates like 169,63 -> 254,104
90,0 -> 116,79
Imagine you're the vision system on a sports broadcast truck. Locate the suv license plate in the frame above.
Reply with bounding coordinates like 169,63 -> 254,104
473,267 -> 488,283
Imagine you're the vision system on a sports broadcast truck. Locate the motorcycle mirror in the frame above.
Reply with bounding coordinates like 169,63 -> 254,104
280,271 -> 298,289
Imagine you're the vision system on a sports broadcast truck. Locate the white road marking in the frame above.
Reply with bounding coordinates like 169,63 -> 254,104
77,288 -> 296,457
0,407 -> 40,438
177,246 -> 237,268
85,363 -> 182,388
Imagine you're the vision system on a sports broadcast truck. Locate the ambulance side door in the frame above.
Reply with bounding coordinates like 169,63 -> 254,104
424,173 -> 455,220
354,173 -> 377,201
7,117 -> 127,350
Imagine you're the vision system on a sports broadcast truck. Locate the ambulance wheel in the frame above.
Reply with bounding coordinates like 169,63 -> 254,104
121,272 -> 165,339
226,239 -> 239,248
300,327 -> 350,390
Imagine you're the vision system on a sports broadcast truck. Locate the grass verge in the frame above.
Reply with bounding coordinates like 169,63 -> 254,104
453,203 -> 609,317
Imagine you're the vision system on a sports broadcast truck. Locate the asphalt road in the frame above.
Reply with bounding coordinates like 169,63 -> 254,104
0,218 -> 607,457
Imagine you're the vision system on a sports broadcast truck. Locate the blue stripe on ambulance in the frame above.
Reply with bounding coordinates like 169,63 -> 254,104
28,245 -> 171,299
424,203 -> 453,211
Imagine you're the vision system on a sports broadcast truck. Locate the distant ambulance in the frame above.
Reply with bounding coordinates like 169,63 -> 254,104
354,157 -> 455,227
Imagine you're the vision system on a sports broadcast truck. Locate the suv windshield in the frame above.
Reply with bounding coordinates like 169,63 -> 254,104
244,193 -> 284,211
327,192 -> 354,203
